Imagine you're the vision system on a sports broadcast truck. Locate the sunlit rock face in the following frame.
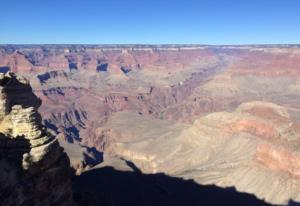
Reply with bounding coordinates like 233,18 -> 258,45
100,101 -> 300,205
0,72 -> 72,206
2,45 -> 300,205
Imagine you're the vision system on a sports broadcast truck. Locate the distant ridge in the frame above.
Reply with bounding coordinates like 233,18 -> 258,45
0,44 -> 300,49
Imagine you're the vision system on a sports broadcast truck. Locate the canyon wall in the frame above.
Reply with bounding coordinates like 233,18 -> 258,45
0,72 -> 72,206
1,45 -> 300,205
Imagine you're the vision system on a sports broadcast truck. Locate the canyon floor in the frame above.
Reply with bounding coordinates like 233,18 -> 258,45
1,45 -> 300,205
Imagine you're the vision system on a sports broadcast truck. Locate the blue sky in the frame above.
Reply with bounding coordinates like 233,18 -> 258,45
0,0 -> 299,44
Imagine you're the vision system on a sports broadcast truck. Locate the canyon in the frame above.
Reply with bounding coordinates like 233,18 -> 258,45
1,44 -> 300,205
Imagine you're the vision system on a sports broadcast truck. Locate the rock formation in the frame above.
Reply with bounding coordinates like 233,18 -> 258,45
100,102 -> 300,205
0,72 -> 72,206
1,45 -> 300,205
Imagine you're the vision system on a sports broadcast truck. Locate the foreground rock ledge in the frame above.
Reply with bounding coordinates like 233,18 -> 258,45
0,72 -> 72,206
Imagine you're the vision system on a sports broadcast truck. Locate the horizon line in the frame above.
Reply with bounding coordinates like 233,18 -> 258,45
1,44 -> 300,47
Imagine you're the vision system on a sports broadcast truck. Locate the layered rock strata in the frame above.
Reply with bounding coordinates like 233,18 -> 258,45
0,72 -> 72,206
99,102 -> 300,205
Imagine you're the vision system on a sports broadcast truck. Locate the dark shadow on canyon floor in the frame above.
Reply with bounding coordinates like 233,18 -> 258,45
73,166 -> 278,206
82,146 -> 103,166
0,66 -> 10,73
289,200 -> 300,206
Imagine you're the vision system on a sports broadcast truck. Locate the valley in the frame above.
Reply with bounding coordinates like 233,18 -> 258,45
1,45 -> 300,205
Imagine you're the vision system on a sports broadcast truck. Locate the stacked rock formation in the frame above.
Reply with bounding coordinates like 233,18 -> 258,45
0,72 -> 72,206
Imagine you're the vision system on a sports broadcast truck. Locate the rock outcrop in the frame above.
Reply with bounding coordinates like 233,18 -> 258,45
2,45 -> 300,205
0,72 -> 72,206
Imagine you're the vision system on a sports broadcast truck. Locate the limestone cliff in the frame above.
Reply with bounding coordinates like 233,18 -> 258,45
0,72 -> 72,206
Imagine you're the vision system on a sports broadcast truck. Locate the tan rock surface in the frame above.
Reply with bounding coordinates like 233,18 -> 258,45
99,102 -> 300,205
0,72 -> 72,206
2,45 -> 300,205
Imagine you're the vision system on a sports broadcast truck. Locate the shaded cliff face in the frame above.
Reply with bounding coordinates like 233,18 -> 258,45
0,72 -> 72,206
1,45 -> 300,205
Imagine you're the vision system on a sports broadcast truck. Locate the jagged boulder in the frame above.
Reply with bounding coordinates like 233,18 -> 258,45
0,72 -> 72,206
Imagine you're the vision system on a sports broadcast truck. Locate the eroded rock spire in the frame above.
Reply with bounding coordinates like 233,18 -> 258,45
0,72 -> 72,206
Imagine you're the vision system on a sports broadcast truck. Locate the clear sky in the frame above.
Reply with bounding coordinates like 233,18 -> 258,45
1,0 -> 300,44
